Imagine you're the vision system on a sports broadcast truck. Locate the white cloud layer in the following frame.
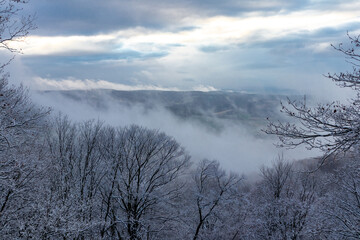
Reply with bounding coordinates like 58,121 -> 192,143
32,77 -> 218,92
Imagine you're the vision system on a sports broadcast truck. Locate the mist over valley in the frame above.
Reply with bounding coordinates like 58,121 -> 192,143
34,89 -> 319,173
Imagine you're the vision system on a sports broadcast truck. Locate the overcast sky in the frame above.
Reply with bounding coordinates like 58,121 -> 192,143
5,0 -> 360,95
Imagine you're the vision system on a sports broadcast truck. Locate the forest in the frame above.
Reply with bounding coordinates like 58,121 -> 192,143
1,0 -> 360,239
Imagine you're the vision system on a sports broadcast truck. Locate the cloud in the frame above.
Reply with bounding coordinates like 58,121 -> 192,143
32,77 -> 175,91
9,35 -> 116,56
27,0 -> 201,35
19,32 -> 352,101
199,45 -> 230,53
192,85 -> 219,92
10,8 -> 360,58
9,0 -> 359,101
26,0 -> 360,36
30,77 -> 219,92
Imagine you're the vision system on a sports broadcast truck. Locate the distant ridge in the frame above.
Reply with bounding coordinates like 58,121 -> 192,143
39,89 -> 289,131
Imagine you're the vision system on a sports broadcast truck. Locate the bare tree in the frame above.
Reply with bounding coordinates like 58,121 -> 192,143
0,1 -> 53,238
265,34 -> 360,164
260,157 -> 293,199
186,160 -> 241,240
315,158 -> 360,239
0,51 -> 49,239
42,115 -> 105,239
247,157 -> 317,240
0,0 -> 35,52
99,125 -> 190,240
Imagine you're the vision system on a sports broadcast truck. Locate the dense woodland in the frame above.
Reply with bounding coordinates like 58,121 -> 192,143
2,78 -> 360,239
1,81 -> 360,240
1,0 -> 360,239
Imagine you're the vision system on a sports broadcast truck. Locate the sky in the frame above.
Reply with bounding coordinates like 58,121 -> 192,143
3,0 -> 360,96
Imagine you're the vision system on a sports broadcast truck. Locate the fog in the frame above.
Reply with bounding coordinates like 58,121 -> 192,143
32,90 -> 321,174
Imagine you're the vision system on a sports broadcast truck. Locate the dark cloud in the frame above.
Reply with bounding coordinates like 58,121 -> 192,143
23,51 -> 168,64
21,56 -> 146,85
199,45 -> 230,53
182,78 -> 196,82
28,0 -> 180,35
172,26 -> 200,33
186,0 -> 312,16
26,0 -> 357,36
236,22 -> 360,62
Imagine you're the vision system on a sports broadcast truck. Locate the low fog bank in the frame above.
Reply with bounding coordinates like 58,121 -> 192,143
32,90 -> 321,174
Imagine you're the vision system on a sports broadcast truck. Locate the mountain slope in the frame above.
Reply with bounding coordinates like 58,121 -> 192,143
39,89 -> 287,131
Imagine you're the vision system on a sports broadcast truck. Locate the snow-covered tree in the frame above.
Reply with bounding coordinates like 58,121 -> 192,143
313,156 -> 360,239
0,0 -> 35,52
99,125 -> 190,239
265,34 -> 360,164
247,158 -> 317,240
175,159 -> 242,240
0,1 -> 52,237
40,115 -> 105,239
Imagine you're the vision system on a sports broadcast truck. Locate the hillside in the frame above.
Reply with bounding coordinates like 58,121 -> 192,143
39,89 -> 288,132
